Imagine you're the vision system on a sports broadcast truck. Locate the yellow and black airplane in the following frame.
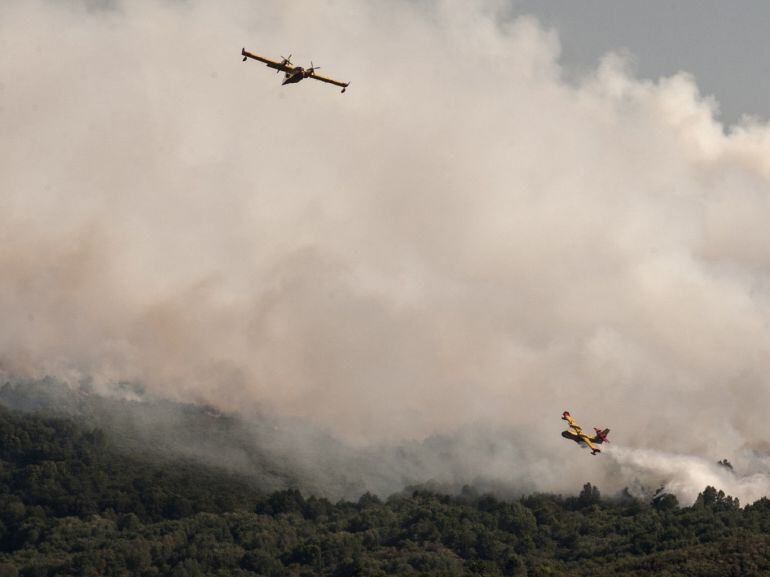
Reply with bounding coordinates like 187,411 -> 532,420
241,48 -> 350,93
561,411 -> 610,455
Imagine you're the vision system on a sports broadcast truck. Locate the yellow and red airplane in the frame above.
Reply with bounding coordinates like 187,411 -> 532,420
241,48 -> 350,93
561,411 -> 610,455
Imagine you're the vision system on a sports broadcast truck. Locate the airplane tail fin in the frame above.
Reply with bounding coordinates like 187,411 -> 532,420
593,428 -> 610,444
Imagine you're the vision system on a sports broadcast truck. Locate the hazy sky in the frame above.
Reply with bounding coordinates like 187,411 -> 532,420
2,0 -> 770,502
512,0 -> 770,124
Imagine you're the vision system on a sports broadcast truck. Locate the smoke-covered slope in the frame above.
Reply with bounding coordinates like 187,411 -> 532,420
3,402 -> 770,576
5,379 -> 770,508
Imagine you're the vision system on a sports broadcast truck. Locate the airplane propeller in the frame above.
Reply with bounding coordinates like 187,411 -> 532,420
278,54 -> 292,71
308,61 -> 321,74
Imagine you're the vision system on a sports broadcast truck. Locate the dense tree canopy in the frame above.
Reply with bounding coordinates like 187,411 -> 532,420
1,405 -> 769,576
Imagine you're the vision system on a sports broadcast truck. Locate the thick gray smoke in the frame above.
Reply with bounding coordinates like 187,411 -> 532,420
3,0 -> 770,503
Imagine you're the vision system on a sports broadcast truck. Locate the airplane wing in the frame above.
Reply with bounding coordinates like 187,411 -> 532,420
562,411 -> 583,435
580,435 -> 601,454
241,49 -> 295,73
308,71 -> 350,91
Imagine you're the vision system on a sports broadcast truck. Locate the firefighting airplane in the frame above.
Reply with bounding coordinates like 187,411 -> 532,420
561,411 -> 610,455
241,48 -> 350,93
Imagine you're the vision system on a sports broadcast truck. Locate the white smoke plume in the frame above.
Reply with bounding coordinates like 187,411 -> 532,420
608,445 -> 770,505
2,0 -> 770,501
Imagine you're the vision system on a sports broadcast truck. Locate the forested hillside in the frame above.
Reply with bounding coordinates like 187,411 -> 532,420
1,405 -> 770,576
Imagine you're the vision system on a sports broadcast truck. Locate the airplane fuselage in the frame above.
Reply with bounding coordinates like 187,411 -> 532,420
282,70 -> 304,85
561,431 -> 597,455
282,68 -> 314,85
561,430 -> 582,443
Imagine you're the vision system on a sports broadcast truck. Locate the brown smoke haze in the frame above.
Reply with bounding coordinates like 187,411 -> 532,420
3,0 -> 770,502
